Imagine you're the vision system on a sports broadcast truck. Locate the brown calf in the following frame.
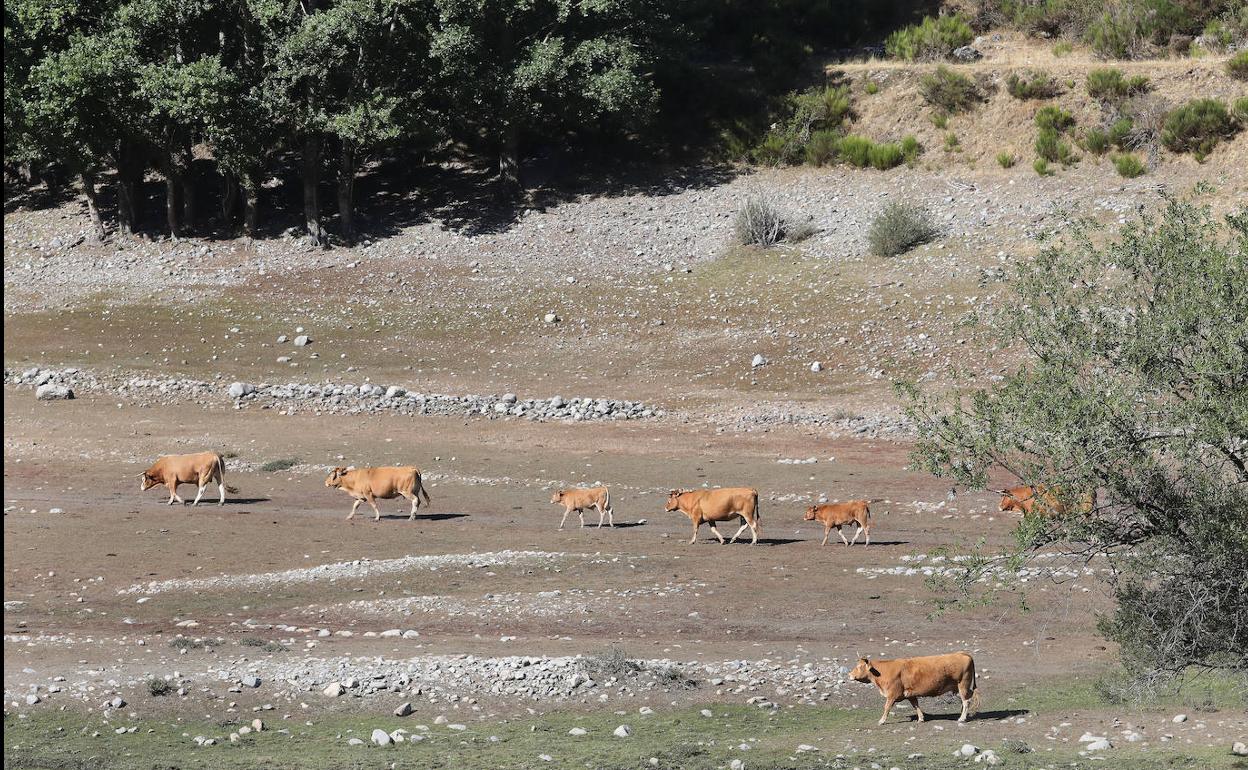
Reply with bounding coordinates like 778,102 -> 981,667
850,652 -> 979,725
325,466 -> 432,521
664,487 -> 761,545
804,500 -> 876,546
997,485 -> 1093,517
140,451 -> 236,506
551,486 -> 613,530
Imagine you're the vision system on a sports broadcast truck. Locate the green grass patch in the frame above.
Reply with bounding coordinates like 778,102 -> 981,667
260,458 -> 300,473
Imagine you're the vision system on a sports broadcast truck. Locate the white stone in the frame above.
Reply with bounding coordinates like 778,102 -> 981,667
293,335 -> 311,347
810,361 -> 822,372
751,354 -> 766,368
568,727 -> 587,736
371,728 -> 392,746
959,743 -> 979,757
613,724 -> 633,738
1172,714 -> 1187,723
1086,739 -> 1112,751
322,682 -> 344,697
36,384 -> 73,400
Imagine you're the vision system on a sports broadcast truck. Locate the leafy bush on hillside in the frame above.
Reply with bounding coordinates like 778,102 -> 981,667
1233,97 -> 1248,124
1161,99 -> 1235,160
1113,153 -> 1146,177
1229,50 -> 1248,81
753,85 -> 852,166
1033,105 -> 1077,166
734,191 -> 815,247
1082,127 -> 1111,155
868,202 -> 939,257
1035,105 -> 1076,132
1033,157 -> 1052,175
868,142 -> 904,170
997,151 -> 1017,168
885,15 -> 974,61
1086,68 -> 1150,101
1086,1 -> 1188,59
1006,70 -> 1062,99
919,66 -> 983,114
805,130 -> 840,167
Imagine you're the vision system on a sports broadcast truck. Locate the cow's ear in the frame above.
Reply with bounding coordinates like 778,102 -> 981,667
869,665 -> 880,676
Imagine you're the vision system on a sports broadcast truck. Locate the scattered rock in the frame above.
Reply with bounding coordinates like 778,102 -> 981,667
322,682 -> 344,697
613,724 -> 633,738
394,702 -> 413,717
370,728 -> 392,746
35,384 -> 73,400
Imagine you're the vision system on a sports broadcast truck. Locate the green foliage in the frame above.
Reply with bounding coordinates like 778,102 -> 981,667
900,194 -> 1248,684
1162,98 -> 1236,160
997,151 -> 1017,168
1033,157 -> 1052,175
804,129 -> 839,167
754,85 -> 852,166
1005,70 -> 1062,99
1234,96 -> 1248,124
1228,50 -> 1248,80
900,134 -> 921,163
147,677 -> 172,697
867,202 -> 939,257
261,458 -> 299,473
868,141 -> 903,170
837,134 -> 873,167
1035,105 -> 1075,132
944,132 -> 960,151
885,14 -> 973,61
1035,128 -> 1077,164
1113,153 -> 1146,177
1109,116 -> 1135,148
1086,67 -> 1150,101
864,80 -> 879,94
1052,41 -> 1074,57
1082,127 -> 1111,154
1085,0 -> 1189,60
918,65 -> 982,114
930,111 -> 949,129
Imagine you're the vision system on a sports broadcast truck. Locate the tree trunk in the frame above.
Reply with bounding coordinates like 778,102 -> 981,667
80,171 -> 106,242
499,123 -> 521,191
180,150 -> 196,234
303,134 -> 324,245
337,141 -> 356,242
115,141 -> 142,237
221,170 -> 238,227
241,170 -> 260,239
164,172 -> 180,239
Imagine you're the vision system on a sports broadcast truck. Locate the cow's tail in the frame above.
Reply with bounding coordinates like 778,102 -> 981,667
967,654 -> 982,716
752,490 -> 762,538
419,475 -> 432,506
602,487 -> 611,511
215,454 -> 240,494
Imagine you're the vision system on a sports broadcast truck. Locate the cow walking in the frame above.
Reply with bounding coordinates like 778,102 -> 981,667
804,500 -> 876,546
551,486 -> 613,530
665,488 -> 761,545
140,452 -> 236,506
325,466 -> 432,521
850,652 -> 979,724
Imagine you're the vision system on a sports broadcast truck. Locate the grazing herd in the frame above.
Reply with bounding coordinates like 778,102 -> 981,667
136,450 -> 1091,725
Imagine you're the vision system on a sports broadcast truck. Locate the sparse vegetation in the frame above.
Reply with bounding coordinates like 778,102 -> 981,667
1228,50 -> 1248,80
1082,127 -> 1111,155
147,677 -> 173,697
867,202 -> 939,258
804,130 -> 839,167
582,646 -> 642,681
1035,106 -> 1075,133
997,151 -> 1016,168
944,132 -> 961,151
1033,157 -> 1052,175
900,135 -> 921,164
651,663 -> 697,689
168,637 -> 217,650
919,66 -> 982,115
261,458 -> 300,472
1005,70 -> 1062,100
1161,98 -> 1235,160
868,141 -> 904,170
1234,96 -> 1248,124
754,85 -> 853,166
837,135 -> 873,167
885,15 -> 973,61
930,112 -> 949,129
1086,68 -> 1150,102
1051,41 -> 1074,57
1113,153 -> 1146,177
1035,106 -> 1077,166
864,80 -> 879,95
733,191 -> 815,247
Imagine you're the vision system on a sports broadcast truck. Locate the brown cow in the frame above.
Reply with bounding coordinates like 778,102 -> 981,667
997,485 -> 1092,517
664,488 -> 761,545
140,451 -> 237,506
804,500 -> 877,546
850,652 -> 979,724
325,466 -> 432,521
551,486 -> 614,530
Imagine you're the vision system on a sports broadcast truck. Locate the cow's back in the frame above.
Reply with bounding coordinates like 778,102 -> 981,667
361,466 -> 418,496
153,451 -> 220,482
703,487 -> 757,515
566,486 -> 607,508
899,653 -> 974,695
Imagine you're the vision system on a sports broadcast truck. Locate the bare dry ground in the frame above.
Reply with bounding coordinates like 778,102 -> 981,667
5,39 -> 1247,770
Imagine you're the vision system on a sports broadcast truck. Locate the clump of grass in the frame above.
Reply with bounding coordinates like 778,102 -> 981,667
804,129 -> 839,167
168,637 -> 219,651
650,663 -> 697,689
885,15 -> 973,61
1005,70 -> 1062,100
1234,96 -> 1248,124
261,458 -> 299,473
1034,106 -> 1077,166
944,132 -> 960,151
238,637 -> 266,647
1033,157 -> 1052,176
1051,41 -> 1074,57
753,85 -> 853,166
900,135 -> 921,164
1162,98 -> 1236,160
1035,105 -> 1075,132
1000,738 -> 1033,754
837,135 -> 872,167
1227,50 -> 1248,81
583,647 -> 642,681
864,80 -> 879,94
147,677 -> 173,697
867,202 -> 939,258
996,151 -> 1016,168
1086,68 -> 1150,102
930,112 -> 949,129
1081,127 -> 1111,155
733,191 -> 815,247
263,641 -> 290,652
1113,153 -> 1146,177
919,66 -> 982,115
1108,117 -> 1135,149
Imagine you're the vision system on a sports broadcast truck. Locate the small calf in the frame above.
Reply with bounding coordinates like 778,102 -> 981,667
550,486 -> 613,530
804,500 -> 875,546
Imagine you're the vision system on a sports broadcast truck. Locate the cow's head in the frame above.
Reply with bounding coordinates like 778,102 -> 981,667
550,490 -> 564,504
139,472 -> 159,492
803,505 -> 819,521
664,490 -> 684,512
997,487 -> 1028,512
850,657 -> 878,682
325,467 -> 348,488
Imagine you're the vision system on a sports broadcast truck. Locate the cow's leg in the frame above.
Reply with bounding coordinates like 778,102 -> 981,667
729,516 -> 750,543
559,507 -> 570,530
368,496 -> 382,522
689,518 -> 701,545
218,481 -> 227,506
577,508 -> 585,528
398,490 -> 417,520
958,695 -> 971,722
191,484 -> 207,507
606,505 -> 614,527
848,523 -> 862,546
879,694 -> 898,725
838,526 -> 850,546
596,504 -> 605,528
957,679 -> 973,722
347,499 -> 362,520
907,697 -> 925,722
167,482 -> 184,505
708,522 -> 725,544
864,524 -> 871,546
821,524 -> 831,546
